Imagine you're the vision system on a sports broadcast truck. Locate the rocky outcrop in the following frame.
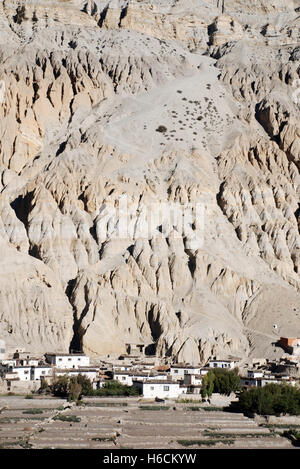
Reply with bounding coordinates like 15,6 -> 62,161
0,0 -> 299,361
208,15 -> 244,46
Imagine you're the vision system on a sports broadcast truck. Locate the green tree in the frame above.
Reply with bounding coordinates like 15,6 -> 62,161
39,377 -> 51,394
96,380 -> 139,397
51,374 -> 94,400
52,375 -> 70,398
201,371 -> 215,398
76,374 -> 94,396
68,378 -> 82,402
238,383 -> 300,416
212,368 -> 241,396
201,368 -> 241,398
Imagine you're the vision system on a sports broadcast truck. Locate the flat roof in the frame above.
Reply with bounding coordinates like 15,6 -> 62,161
34,365 -> 52,369
242,376 -> 283,381
114,371 -> 163,377
133,363 -> 156,366
20,357 -> 40,361
55,368 -> 98,372
207,359 -> 236,363
117,355 -> 140,359
133,379 -> 179,385
45,353 -> 87,357
12,365 -> 51,369
171,365 -> 201,369
11,366 -> 31,369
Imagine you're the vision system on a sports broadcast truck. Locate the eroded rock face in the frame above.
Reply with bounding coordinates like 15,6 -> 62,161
0,0 -> 299,361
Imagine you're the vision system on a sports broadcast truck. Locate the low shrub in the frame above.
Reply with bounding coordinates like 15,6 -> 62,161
202,406 -> 224,412
22,409 -> 43,415
155,125 -> 167,133
177,439 -> 234,447
91,436 -> 114,442
53,414 -> 81,423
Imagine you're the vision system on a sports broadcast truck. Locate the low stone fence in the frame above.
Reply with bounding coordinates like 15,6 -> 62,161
255,414 -> 300,426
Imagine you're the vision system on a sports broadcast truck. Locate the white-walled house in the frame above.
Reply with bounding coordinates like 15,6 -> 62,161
113,370 -> 168,386
55,368 -> 98,381
281,376 -> 297,386
93,377 -> 108,390
7,365 -> 52,381
32,366 -> 52,381
199,368 -> 210,376
133,380 -> 184,399
111,364 -> 133,372
144,373 -> 168,381
183,374 -> 202,386
131,362 -> 156,371
1,359 -> 17,367
113,371 -> 134,386
170,365 -> 202,380
247,370 -> 264,379
45,353 -> 90,369
4,371 -> 19,381
18,358 -> 40,367
9,366 -> 31,381
206,360 -> 237,369
241,376 -> 296,388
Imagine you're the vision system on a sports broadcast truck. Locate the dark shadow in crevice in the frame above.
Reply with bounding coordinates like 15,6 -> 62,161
10,191 -> 35,227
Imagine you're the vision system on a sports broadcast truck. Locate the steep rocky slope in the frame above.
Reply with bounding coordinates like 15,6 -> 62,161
0,0 -> 299,362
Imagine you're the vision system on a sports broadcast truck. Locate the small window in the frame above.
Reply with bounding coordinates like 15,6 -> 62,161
68,358 -> 71,361
163,386 -> 169,391
58,358 -> 62,361
174,370 -> 178,373
150,386 -> 154,390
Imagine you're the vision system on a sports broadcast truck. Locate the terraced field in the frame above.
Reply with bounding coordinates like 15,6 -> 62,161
0,396 -> 297,449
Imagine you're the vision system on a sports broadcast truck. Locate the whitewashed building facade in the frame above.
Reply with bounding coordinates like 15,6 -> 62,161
133,380 -> 184,399
45,353 -> 90,369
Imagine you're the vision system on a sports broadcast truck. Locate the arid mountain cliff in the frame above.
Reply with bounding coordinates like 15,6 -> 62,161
0,0 -> 299,363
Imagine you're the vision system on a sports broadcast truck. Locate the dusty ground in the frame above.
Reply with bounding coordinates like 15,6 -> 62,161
0,395 -> 297,449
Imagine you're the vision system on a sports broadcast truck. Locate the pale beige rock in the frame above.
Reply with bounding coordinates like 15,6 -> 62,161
0,0 -> 299,361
